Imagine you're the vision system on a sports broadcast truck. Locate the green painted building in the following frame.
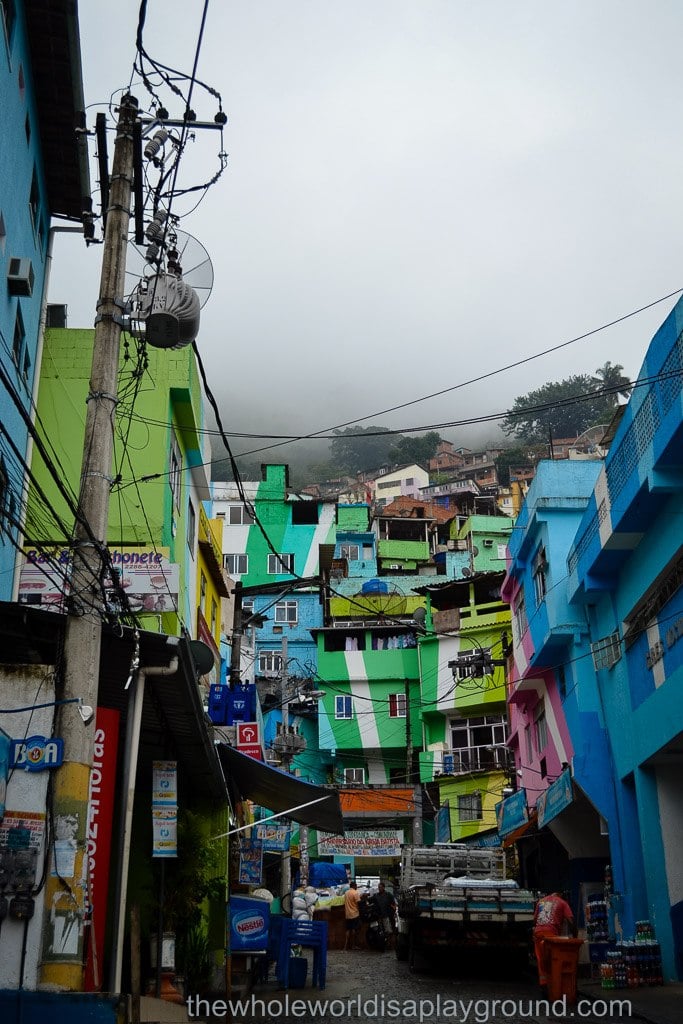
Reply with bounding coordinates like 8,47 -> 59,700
415,573 -> 512,841
454,513 -> 512,575
21,325 -> 210,637
312,623 -> 421,788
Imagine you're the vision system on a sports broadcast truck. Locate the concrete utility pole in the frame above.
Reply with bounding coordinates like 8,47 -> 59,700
39,94 -> 138,992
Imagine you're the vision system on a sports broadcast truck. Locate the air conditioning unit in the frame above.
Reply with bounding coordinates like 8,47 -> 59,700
7,258 -> 34,297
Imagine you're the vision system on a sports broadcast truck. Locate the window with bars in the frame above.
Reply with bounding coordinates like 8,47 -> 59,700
169,433 -> 182,510
338,543 -> 359,561
224,553 -> 248,575
534,701 -> 548,752
335,695 -> 353,719
389,693 -> 407,718
274,600 -> 297,623
187,501 -> 196,551
12,306 -> 24,368
532,546 -> 548,605
344,767 -> 364,784
457,791 -> 482,821
258,651 -> 282,675
268,552 -> 294,574
514,591 -> 528,640
450,715 -> 507,750
591,632 -> 622,670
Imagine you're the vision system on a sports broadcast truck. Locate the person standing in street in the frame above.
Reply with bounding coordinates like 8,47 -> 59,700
374,882 -> 397,947
343,881 -> 363,950
533,890 -> 577,989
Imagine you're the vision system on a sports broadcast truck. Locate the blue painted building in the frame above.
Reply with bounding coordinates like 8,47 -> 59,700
0,0 -> 90,600
502,461 -> 613,901
565,298 -> 683,980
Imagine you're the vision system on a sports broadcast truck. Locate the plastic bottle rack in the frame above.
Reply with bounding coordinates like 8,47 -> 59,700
599,940 -> 663,989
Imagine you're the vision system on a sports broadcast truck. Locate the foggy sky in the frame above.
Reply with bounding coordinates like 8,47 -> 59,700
48,1 -> 683,465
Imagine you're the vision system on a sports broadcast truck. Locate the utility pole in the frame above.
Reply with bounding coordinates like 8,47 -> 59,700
279,637 -> 291,901
39,94 -> 138,992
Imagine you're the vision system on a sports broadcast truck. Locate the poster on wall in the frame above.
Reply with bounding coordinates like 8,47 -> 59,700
152,760 -> 178,858
239,836 -> 263,885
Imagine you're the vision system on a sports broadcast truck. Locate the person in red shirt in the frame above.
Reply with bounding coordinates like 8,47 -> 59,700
533,891 -> 577,988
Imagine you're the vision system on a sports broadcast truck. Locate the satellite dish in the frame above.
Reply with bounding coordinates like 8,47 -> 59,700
461,566 -> 472,577
412,607 -> 426,626
188,639 -> 215,676
125,226 -> 214,310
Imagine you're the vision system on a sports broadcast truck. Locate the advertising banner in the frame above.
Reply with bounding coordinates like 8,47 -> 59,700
318,829 -> 404,857
85,707 -> 120,991
254,823 -> 290,852
495,788 -> 529,837
152,760 -> 178,858
18,546 -> 179,614
238,836 -> 263,885
537,769 -> 574,829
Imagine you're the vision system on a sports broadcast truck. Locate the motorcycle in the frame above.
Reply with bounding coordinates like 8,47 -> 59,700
360,892 -> 388,952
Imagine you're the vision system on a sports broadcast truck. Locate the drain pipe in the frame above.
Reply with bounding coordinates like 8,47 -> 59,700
109,655 -> 179,994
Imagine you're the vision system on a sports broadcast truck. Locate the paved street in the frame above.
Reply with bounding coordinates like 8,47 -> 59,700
196,949 -> 645,1024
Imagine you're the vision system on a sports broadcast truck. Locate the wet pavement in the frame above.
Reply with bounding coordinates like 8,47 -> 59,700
192,948 -> 683,1023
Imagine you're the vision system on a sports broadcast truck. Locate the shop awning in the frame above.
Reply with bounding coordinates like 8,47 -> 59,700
218,745 -> 345,835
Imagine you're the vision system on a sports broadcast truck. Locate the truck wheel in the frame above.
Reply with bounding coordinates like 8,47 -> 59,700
395,934 -> 409,961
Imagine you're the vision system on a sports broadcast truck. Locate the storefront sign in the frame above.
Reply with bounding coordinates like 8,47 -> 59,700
495,788 -> 528,838
646,613 -> 683,670
152,760 -> 177,858
254,823 -> 290,852
536,769 -> 573,829
18,546 -> 179,614
318,829 -> 404,857
10,735 -> 64,771
237,722 -> 262,761
85,708 -> 120,991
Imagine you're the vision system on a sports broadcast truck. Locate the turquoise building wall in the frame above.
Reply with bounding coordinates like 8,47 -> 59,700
563,296 -> 683,979
0,3 -> 56,597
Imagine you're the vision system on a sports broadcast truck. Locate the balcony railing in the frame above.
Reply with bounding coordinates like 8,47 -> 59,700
442,744 -> 512,774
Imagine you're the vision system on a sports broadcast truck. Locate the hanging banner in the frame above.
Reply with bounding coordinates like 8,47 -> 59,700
239,836 -> 263,885
254,822 -> 290,852
85,708 -> 120,991
537,769 -> 574,829
495,788 -> 529,838
152,760 -> 178,858
318,829 -> 404,857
